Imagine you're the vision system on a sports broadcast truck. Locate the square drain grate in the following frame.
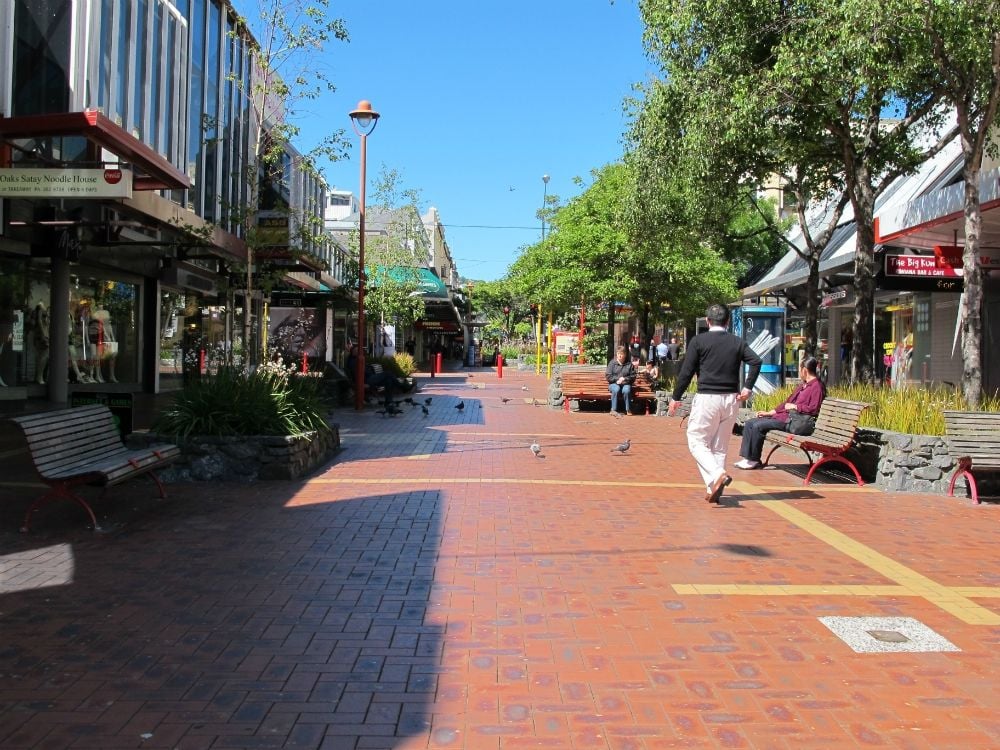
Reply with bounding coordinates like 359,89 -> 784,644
818,616 -> 960,653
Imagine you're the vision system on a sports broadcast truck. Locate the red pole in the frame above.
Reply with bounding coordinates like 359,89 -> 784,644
497,353 -> 504,379
435,352 -> 443,376
354,131 -> 369,410
302,352 -> 308,373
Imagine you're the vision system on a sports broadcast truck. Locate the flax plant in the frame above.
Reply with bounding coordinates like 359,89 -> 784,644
155,360 -> 331,438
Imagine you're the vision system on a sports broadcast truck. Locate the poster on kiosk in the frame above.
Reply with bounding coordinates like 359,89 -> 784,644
732,306 -> 785,395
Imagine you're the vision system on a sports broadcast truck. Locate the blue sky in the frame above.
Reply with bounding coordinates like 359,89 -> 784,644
254,1 -> 654,282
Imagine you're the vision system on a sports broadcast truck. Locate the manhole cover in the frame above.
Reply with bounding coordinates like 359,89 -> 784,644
819,616 -> 960,653
866,629 -> 910,643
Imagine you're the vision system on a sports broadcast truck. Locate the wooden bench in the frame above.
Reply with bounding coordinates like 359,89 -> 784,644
761,398 -> 869,486
560,365 -> 657,414
9,404 -> 180,532
944,410 -> 1000,504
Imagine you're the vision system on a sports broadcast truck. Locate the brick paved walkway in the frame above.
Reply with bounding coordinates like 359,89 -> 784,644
2,367 -> 999,749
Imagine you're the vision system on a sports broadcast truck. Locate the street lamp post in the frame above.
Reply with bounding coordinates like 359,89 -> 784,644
541,174 -> 550,241
350,100 -> 380,411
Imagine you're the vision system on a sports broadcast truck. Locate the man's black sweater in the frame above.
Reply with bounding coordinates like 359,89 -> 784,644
671,330 -> 762,400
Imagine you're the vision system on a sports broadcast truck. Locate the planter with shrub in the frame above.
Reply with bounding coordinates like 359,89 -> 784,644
136,360 -> 339,482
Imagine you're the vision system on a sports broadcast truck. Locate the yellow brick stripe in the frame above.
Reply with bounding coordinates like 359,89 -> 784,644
704,482 -> 1000,625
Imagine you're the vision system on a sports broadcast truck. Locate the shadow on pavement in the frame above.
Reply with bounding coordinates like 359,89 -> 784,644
0,481 -> 445,750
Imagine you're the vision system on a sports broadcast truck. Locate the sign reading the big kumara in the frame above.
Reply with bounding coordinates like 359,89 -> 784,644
0,168 -> 133,198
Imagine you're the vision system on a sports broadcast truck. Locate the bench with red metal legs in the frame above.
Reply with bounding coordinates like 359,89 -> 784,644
10,404 -> 179,532
559,366 -> 657,414
761,398 -> 869,485
944,409 -> 1000,504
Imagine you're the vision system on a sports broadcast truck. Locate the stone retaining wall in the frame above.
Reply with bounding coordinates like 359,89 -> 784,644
129,426 -> 340,482
852,428 -> 962,495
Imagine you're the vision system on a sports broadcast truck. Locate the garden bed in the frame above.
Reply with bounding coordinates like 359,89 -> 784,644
130,426 -> 340,482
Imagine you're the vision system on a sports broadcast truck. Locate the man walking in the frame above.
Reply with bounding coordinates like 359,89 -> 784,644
668,305 -> 761,503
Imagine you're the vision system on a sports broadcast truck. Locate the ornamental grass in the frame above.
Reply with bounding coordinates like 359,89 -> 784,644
750,383 -> 1000,436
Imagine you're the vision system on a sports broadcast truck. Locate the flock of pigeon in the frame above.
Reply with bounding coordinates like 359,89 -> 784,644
375,396 -> 434,417
374,387 -> 634,460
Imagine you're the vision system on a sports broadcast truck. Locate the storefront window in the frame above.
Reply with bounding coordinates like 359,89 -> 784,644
159,292 -> 242,389
0,264 -> 140,389
0,261 -> 28,389
69,276 -> 139,385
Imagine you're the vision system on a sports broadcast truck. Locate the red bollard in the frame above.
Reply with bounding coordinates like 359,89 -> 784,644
497,354 -> 504,379
302,353 -> 308,373
435,352 -> 443,376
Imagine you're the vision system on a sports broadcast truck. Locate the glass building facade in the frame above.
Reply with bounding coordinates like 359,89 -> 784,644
0,0 -> 340,408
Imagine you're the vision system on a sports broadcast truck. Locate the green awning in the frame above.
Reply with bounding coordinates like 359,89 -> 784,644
374,266 -> 450,300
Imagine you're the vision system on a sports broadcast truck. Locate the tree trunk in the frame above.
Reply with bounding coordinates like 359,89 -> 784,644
960,157 -> 984,407
606,302 -> 616,362
849,172 -> 878,384
804,254 -> 820,359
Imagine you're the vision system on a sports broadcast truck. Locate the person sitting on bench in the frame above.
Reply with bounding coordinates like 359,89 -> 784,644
346,344 -> 411,406
734,356 -> 825,470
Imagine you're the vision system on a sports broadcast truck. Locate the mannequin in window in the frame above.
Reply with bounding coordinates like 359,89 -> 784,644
70,301 -> 91,383
29,302 -> 50,385
88,308 -> 117,383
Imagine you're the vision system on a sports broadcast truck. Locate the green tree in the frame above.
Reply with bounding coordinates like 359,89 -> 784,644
917,0 -> 1000,406
637,0 -> 953,383
229,0 -> 350,363
355,166 -> 427,348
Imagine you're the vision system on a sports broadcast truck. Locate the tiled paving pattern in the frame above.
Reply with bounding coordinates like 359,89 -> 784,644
1,367 -> 1000,748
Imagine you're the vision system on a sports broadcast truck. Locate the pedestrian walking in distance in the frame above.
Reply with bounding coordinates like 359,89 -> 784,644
668,304 -> 761,504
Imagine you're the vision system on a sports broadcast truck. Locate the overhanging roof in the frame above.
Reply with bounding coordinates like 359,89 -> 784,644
0,109 -> 190,190
876,166 -> 1000,251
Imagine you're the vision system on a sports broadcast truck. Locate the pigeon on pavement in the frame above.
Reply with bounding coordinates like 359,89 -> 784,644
501,397 -> 511,404
521,386 -> 529,391
421,405 -> 429,417
530,441 -> 543,458
424,397 -> 433,405
611,439 -> 631,455
455,401 -> 465,412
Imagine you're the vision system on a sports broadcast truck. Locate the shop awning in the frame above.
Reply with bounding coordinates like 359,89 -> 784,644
374,265 -> 451,300
0,109 -> 190,191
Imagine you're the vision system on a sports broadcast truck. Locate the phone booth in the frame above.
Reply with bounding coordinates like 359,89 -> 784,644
732,306 -> 785,393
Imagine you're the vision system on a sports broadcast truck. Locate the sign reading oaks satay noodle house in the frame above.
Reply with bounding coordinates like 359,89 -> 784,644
0,168 -> 133,198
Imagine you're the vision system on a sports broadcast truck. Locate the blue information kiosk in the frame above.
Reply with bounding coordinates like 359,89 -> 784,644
731,306 -> 786,393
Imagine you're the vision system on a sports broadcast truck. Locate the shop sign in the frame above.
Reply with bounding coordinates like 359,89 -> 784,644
0,167 -> 133,198
885,253 -> 961,278
69,392 -> 133,436
415,320 -> 459,332
821,289 -> 848,307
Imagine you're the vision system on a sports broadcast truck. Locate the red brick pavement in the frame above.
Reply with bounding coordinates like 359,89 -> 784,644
1,366 -> 999,749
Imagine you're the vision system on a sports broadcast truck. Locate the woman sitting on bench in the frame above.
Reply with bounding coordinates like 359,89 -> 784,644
734,357 -> 825,470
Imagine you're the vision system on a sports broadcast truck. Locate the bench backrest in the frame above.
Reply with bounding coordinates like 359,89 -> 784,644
370,363 -> 384,375
560,365 -> 653,391
812,398 -> 868,444
944,410 -> 1000,458
9,405 -> 128,478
